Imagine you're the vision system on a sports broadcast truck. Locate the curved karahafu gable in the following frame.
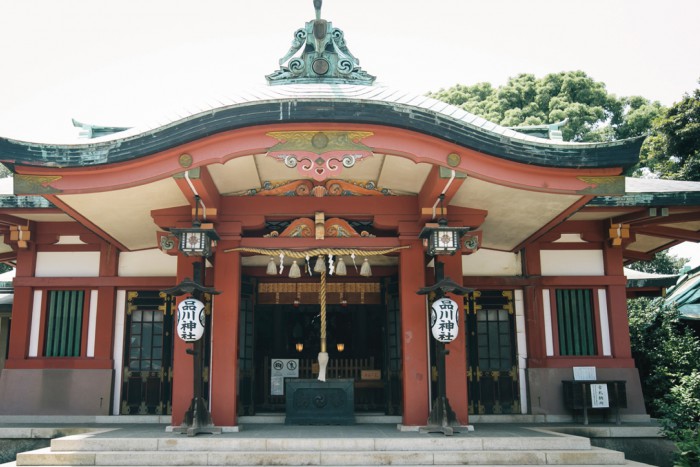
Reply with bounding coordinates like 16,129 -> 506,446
0,85 -> 644,171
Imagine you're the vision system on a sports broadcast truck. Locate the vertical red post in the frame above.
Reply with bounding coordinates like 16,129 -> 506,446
93,243 -> 118,362
210,245 -> 241,426
603,245 -> 632,359
442,254 -> 469,425
399,239 -> 430,426
6,246 -> 37,364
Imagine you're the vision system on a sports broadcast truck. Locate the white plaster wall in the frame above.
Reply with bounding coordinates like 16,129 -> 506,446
462,249 -> 521,276
87,290 -> 98,358
112,290 -> 126,415
598,289 -> 612,356
542,289 -> 554,357
28,290 -> 43,357
514,290 -> 528,414
118,249 -> 177,277
540,250 -> 605,276
36,252 -> 100,277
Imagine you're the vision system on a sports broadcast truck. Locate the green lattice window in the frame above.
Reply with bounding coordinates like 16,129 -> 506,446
45,290 -> 85,357
555,289 -> 596,356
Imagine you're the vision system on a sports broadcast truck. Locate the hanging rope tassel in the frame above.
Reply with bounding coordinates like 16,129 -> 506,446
318,265 -> 329,382
289,260 -> 301,278
360,258 -> 372,277
335,257 -> 347,275
266,257 -> 277,275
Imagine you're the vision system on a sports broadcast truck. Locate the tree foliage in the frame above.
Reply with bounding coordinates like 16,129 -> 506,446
428,71 -> 664,142
640,84 -> 700,182
627,300 -> 700,419
627,250 -> 689,275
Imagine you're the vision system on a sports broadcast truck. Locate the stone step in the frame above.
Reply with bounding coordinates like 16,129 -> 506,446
49,435 -> 594,453
16,446 -> 628,466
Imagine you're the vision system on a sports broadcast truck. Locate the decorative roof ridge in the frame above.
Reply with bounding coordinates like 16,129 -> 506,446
266,0 -> 375,85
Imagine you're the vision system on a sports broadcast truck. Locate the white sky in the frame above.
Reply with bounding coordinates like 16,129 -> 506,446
1,0 -> 699,141
0,0 -> 698,265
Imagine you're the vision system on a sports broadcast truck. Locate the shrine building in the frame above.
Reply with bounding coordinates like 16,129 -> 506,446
0,2 -> 699,429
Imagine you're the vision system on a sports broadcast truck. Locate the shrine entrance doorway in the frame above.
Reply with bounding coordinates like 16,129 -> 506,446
237,277 -> 402,416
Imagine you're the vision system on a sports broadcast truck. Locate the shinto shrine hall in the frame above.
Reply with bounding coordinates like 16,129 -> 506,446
0,1 -> 699,432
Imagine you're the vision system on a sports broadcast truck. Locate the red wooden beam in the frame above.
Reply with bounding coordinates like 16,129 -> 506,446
635,225 -> 700,242
173,166 -> 221,220
622,249 -> 655,262
633,211 -> 700,227
610,208 -> 653,225
417,166 -> 467,222
44,195 -> 129,251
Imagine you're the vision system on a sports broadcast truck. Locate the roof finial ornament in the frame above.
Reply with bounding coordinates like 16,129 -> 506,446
266,0 -> 375,85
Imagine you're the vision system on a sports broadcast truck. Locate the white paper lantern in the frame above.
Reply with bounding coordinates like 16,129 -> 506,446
177,298 -> 206,342
430,297 -> 459,343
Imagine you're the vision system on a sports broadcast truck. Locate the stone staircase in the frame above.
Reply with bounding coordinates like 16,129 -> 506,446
5,426 -> 654,467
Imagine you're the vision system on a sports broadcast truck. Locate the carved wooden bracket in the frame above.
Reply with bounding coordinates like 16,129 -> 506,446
270,216 -> 374,239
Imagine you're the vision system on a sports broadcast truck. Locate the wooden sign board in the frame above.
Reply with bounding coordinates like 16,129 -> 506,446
361,370 -> 381,381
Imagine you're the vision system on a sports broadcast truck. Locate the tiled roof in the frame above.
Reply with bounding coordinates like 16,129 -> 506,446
0,84 -> 644,170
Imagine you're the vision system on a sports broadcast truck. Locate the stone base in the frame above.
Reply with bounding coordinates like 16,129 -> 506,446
285,378 -> 355,425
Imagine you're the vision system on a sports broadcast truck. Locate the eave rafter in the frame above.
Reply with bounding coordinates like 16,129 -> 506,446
418,166 -> 468,223
45,194 -> 129,251
634,225 -> 700,243
172,166 -> 221,220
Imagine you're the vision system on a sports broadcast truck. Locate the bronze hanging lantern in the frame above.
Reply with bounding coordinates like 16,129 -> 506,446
170,195 -> 219,257
419,195 -> 470,256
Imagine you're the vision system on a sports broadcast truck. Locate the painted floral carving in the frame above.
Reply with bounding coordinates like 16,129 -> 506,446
266,131 -> 373,181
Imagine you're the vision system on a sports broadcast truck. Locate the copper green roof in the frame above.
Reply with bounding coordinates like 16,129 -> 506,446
590,178 -> 700,207
664,265 -> 700,321
266,0 -> 374,85
0,85 -> 644,171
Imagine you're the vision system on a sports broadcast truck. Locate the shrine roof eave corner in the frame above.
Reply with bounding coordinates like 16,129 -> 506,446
588,177 -> 700,207
0,85 -> 644,172
0,195 -> 54,209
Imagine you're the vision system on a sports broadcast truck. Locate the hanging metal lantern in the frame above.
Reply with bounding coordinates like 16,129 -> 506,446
430,297 -> 459,343
176,298 -> 206,342
171,224 -> 219,257
419,220 -> 470,256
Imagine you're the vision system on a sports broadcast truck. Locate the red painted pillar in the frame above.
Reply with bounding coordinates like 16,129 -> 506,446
441,254 -> 469,425
210,244 -> 241,426
399,239 -> 430,426
93,243 -> 118,362
6,246 -> 37,364
171,255 -> 199,426
603,245 -> 632,360
93,286 -> 116,361
522,246 -> 547,367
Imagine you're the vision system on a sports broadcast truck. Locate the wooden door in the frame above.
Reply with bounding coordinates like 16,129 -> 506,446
466,290 -> 520,415
121,291 -> 174,415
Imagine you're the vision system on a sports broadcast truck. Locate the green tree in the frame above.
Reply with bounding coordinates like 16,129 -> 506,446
429,71 -> 663,142
627,299 -> 700,419
628,250 -> 689,275
640,83 -> 700,181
